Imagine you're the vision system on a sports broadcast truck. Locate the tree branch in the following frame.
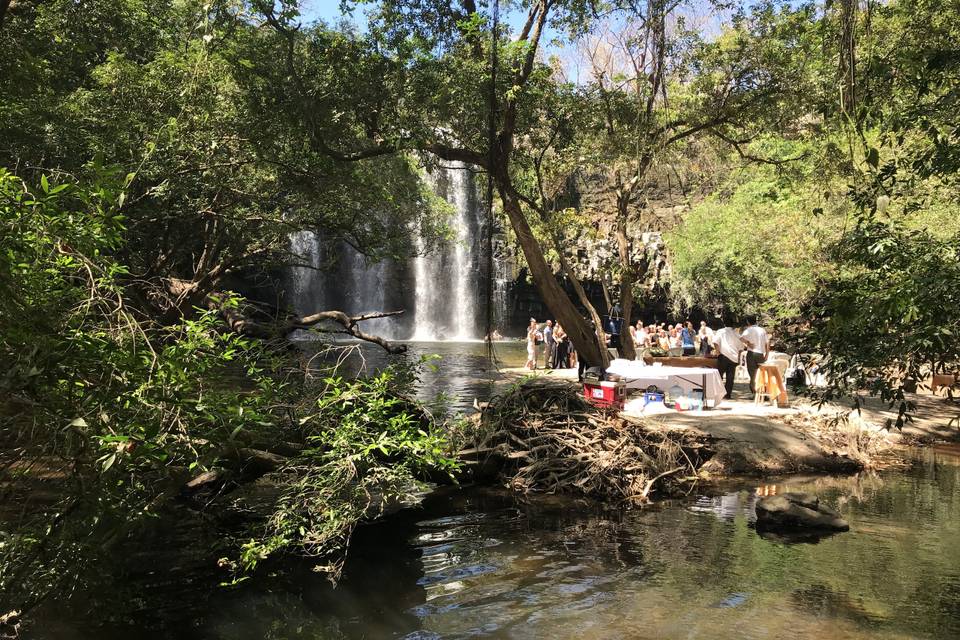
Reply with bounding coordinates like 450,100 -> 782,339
422,142 -> 488,167
288,309 -> 408,353
710,129 -> 810,166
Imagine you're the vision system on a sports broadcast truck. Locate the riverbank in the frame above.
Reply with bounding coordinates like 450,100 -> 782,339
486,366 -> 958,482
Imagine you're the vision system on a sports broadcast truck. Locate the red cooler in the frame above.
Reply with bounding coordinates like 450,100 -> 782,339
583,380 -> 626,409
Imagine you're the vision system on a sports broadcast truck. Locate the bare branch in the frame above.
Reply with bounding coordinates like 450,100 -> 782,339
289,310 -> 408,354
710,129 -> 810,166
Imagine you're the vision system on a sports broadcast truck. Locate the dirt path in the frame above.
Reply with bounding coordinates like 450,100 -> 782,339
491,368 -> 959,474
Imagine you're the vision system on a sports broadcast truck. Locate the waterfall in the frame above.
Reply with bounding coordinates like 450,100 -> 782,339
412,161 -> 483,340
286,230 -> 324,340
490,231 -> 512,333
340,243 -> 394,338
410,232 -> 443,340
449,166 -> 477,339
286,160 -> 506,342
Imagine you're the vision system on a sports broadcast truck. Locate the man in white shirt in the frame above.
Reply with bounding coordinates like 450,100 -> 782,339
740,320 -> 770,395
711,322 -> 742,399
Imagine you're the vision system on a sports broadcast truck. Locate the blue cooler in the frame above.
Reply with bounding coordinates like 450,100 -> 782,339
643,386 -> 665,406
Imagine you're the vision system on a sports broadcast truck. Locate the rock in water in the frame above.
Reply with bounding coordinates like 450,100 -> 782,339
755,492 -> 850,532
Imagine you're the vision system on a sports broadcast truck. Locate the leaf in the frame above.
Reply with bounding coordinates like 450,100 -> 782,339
102,452 -> 117,472
40,174 -> 49,193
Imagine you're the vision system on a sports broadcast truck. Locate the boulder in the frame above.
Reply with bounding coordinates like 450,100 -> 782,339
755,492 -> 849,532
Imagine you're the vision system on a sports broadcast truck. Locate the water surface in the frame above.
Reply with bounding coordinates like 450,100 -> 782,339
182,448 -> 960,640
26,341 -> 960,640
301,340 -> 532,412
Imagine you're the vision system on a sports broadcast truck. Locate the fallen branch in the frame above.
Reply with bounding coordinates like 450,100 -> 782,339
213,294 -> 407,353
289,310 -> 407,354
638,466 -> 685,501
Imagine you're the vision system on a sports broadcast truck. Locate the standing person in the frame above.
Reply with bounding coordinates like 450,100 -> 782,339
698,321 -> 714,356
740,318 -> 770,395
711,321 -> 742,399
658,329 -> 671,352
525,318 -> 539,370
635,321 -> 648,355
552,324 -> 566,368
668,326 -> 682,356
543,320 -> 555,370
681,321 -> 696,356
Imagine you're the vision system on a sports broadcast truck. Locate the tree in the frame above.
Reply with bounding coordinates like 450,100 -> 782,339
0,0 -> 449,342
794,0 -> 960,424
248,0 -> 613,364
555,1 -> 820,357
0,0 -> 462,617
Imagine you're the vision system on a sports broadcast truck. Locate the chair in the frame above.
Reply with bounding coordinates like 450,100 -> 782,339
768,354 -> 790,378
754,368 -> 774,406
754,365 -> 788,407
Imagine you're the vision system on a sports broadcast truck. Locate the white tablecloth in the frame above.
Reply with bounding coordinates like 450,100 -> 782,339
606,359 -> 725,407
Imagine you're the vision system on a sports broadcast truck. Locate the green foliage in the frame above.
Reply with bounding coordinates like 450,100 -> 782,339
235,363 -> 459,579
0,166 -> 456,610
795,221 -> 960,427
666,139 -> 848,320
786,0 -> 960,419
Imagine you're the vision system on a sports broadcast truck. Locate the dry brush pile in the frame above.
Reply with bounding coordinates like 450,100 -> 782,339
461,380 -> 713,503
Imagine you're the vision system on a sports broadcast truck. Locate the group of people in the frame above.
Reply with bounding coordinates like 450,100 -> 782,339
525,318 -> 578,370
528,314 -> 771,401
709,320 -> 770,399
628,320 -> 716,357
630,318 -> 770,400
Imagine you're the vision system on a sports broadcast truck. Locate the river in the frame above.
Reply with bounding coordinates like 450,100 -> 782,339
175,447 -> 959,640
300,340 -> 532,413
27,342 -> 960,640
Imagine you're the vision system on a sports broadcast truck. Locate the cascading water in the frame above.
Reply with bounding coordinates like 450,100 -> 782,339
449,166 -> 478,339
410,232 -> 443,340
286,161 -> 506,342
287,230 -> 325,316
286,230 -> 326,340
340,243 -> 393,337
490,231 -> 513,333
412,161 -> 483,340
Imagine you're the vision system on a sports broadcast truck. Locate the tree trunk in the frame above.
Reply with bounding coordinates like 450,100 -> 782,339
555,244 -> 611,367
600,278 -> 613,314
498,186 -> 606,367
615,195 -> 637,360
839,0 -> 857,117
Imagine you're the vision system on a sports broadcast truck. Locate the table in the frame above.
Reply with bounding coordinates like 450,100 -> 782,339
642,355 -> 719,370
606,359 -> 726,408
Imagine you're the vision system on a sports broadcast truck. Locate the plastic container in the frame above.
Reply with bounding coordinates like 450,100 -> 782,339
643,390 -> 665,406
689,388 -> 705,410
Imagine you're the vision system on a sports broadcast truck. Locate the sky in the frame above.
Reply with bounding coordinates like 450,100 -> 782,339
300,0 -> 542,35
294,0 -> 750,84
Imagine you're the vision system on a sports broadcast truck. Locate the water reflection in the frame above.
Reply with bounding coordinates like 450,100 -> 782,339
183,449 -> 960,640
300,340 -> 529,413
